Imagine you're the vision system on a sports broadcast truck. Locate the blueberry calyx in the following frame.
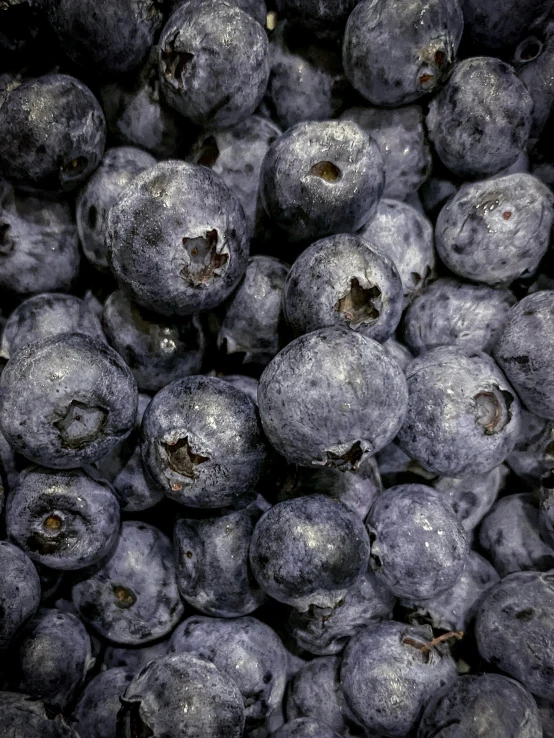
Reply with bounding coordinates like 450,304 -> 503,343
335,277 -> 381,327
54,400 -> 109,449
180,229 -> 229,287
307,160 -> 342,182
164,436 -> 209,479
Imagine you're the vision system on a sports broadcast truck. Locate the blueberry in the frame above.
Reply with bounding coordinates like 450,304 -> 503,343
508,410 -> 554,485
432,464 -> 506,531
73,667 -> 134,738
341,105 -> 432,200
0,692 -> 78,738
158,0 -> 269,129
0,74 -> 106,193
102,640 -> 169,674
285,656 -> 359,736
493,291 -> 554,421
274,719 -> 342,738
6,467 -> 120,570
402,278 -> 516,354
419,174 -> 459,219
169,615 -> 287,728
515,21 -> 554,138
397,347 -> 521,476
435,174 -> 554,285
426,57 -> 533,179
475,571 -> 554,700
221,374 -> 259,405
0,540 -> 40,652
340,621 -> 458,736
188,116 -> 282,232
5,608 -> 92,711
76,146 -> 156,272
285,569 -> 395,656
0,333 -> 138,469
0,293 -> 105,360
258,328 -> 408,468
174,495 -> 268,617
540,476 -> 554,547
382,338 -> 413,373
249,495 -> 370,610
141,376 -> 268,508
343,0 -> 463,106
418,673 -> 542,738
72,520 -> 184,645
99,49 -> 189,159
112,444 -> 165,513
274,454 -> 383,520
403,551 -> 500,632
283,234 -> 403,342
46,0 -> 164,76
0,181 -> 81,296
263,22 -> 351,131
359,199 -> 435,306
118,652 -> 245,738
165,0 -> 268,26
462,0 -> 552,52
367,483 -> 468,599
260,120 -> 384,244
107,160 -> 249,316
538,698 -> 554,738
479,493 -> 554,576
103,291 -> 205,393
218,255 -> 288,366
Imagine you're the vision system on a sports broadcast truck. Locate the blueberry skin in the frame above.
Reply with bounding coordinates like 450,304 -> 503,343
397,347 -> 521,477
142,376 -> 268,508
0,693 -> 78,738
166,0 -> 268,25
0,541 -> 40,652
285,656 -> 360,736
538,698 -> 554,738
285,570 -> 395,656
436,174 -> 554,285
479,493 -> 554,576
218,256 -> 288,366
340,621 -> 458,736
494,291 -> 554,421
72,521 -> 184,645
258,328 -> 408,468
46,0 -> 164,77
6,467 -> 119,571
73,667 -> 134,738
221,375 -> 259,405
274,719 -> 342,738
432,464 -> 505,531
108,160 -> 249,316
0,333 -> 138,469
112,445 -> 165,513
263,23 -> 351,132
475,571 -> 554,700
100,50 -> 189,159
540,481 -> 554,547
463,0 -> 552,52
383,338 -> 413,373
188,116 -> 282,231
260,120 -> 384,244
283,234 -> 403,343
402,278 -> 516,355
274,454 -> 383,521
359,199 -> 435,307
427,57 -> 533,179
515,22 -> 554,138
118,652 -> 245,738
341,105 -> 432,200
103,291 -> 205,393
508,410 -> 554,485
5,608 -> 92,711
174,496 -> 267,617
0,74 -> 106,194
169,615 -> 287,728
343,0 -> 463,107
0,182 -> 80,296
0,293 -> 105,360
403,551 -> 499,632
367,484 -> 468,599
77,147 -> 156,272
418,673 -> 542,738
158,0 -> 269,129
103,640 -> 169,674
250,495 -> 370,610
419,175 -> 459,219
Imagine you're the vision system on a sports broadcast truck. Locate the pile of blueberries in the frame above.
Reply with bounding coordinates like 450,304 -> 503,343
4,0 -> 554,736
